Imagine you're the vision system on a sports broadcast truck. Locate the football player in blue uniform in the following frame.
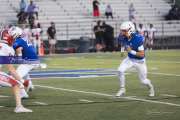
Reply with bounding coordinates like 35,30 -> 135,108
8,26 -> 42,99
116,21 -> 155,97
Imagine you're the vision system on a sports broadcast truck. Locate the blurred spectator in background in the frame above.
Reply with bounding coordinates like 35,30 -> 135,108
34,4 -> 39,19
116,33 -> 126,56
17,0 -> 28,24
93,0 -> 100,17
47,22 -> 56,54
36,22 -> 43,34
27,0 -> 36,17
93,20 -> 104,52
21,24 -> 31,43
32,23 -> 42,55
137,23 -> 146,36
105,4 -> 113,19
129,3 -> 136,22
28,14 -> 35,29
146,24 -> 157,50
17,11 -> 28,24
20,0 -> 27,12
102,21 -> 114,52
165,5 -> 180,20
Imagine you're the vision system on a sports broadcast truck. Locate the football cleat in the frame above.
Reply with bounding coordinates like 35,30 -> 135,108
116,88 -> 126,97
14,106 -> 32,113
149,87 -> 155,97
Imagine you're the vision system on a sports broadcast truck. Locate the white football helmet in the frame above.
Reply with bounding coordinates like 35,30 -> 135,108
8,26 -> 23,39
120,21 -> 135,36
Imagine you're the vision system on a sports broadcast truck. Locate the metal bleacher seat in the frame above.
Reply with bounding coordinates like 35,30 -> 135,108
1,0 -> 180,41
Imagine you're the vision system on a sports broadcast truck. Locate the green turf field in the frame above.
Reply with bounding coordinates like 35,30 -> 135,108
0,50 -> 180,120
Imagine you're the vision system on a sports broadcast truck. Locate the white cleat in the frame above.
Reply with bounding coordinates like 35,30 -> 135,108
116,88 -> 126,97
149,87 -> 155,97
14,106 -> 33,113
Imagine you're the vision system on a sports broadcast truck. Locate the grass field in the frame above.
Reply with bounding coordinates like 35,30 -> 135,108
0,50 -> 180,120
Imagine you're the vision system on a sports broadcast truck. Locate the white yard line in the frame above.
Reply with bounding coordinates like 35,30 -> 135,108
0,95 -> 10,98
148,60 -> 180,64
146,111 -> 174,115
148,72 -> 180,77
79,99 -> 94,103
33,101 -> 48,106
150,67 -> 158,70
161,94 -> 178,97
0,106 -> 4,108
35,85 -> 180,107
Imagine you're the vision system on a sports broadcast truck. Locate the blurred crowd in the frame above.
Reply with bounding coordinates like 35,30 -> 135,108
16,0 -> 57,55
0,0 -> 159,54
165,5 -> 180,20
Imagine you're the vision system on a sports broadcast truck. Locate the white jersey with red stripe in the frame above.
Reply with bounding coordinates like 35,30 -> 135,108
0,42 -> 15,68
0,42 -> 15,56
0,43 -> 18,87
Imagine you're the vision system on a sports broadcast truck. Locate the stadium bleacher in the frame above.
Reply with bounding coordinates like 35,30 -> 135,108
1,0 -> 180,41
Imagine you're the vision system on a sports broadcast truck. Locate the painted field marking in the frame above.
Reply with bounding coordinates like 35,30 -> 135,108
161,94 -> 178,98
30,68 -> 180,80
31,75 -> 116,80
35,85 -> 180,107
79,99 -> 94,103
150,67 -> 158,71
148,60 -> 180,64
146,111 -> 174,115
33,101 -> 48,106
148,72 -> 180,77
0,95 -> 10,98
0,106 -> 4,108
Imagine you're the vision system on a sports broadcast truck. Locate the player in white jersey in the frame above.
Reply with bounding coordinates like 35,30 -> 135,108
116,21 -> 155,97
0,32 -> 32,113
147,24 -> 157,50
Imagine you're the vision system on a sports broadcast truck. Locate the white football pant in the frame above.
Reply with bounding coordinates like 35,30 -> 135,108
118,57 -> 153,88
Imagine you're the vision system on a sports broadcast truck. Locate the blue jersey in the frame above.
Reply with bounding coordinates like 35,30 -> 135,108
124,33 -> 145,60
13,37 -> 38,60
